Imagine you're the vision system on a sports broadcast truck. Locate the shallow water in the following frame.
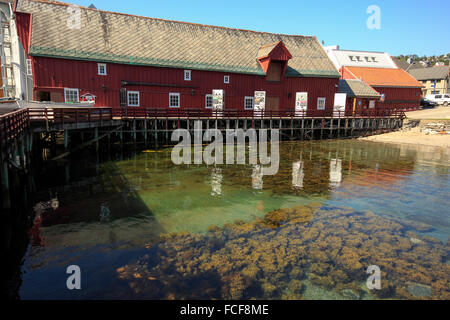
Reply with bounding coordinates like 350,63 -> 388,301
19,140 -> 450,300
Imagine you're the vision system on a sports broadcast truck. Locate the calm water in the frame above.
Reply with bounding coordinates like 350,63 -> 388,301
19,140 -> 450,300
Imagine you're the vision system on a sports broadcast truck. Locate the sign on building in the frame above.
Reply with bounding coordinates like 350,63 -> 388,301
333,93 -> 347,117
295,92 -> 308,116
212,89 -> 224,115
254,91 -> 266,114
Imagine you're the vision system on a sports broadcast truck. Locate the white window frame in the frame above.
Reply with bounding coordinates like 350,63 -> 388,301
169,92 -> 180,108
205,94 -> 213,109
317,97 -> 326,110
244,96 -> 254,110
98,63 -> 107,75
26,59 -> 33,76
127,91 -> 140,107
64,88 -> 79,103
184,70 -> 191,81
224,75 -> 230,84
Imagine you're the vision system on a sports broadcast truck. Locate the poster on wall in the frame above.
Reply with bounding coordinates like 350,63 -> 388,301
254,91 -> 266,115
295,92 -> 308,116
212,89 -> 224,116
333,93 -> 347,117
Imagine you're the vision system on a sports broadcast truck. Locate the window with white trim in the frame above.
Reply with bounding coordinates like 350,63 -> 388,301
26,59 -> 33,76
224,75 -> 230,84
317,97 -> 326,110
244,96 -> 254,110
184,70 -> 191,81
98,63 -> 107,75
64,88 -> 79,103
127,91 -> 140,107
169,93 -> 180,108
205,94 -> 213,108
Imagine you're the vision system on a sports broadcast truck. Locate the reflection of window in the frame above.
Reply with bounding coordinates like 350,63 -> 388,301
64,88 -> 79,103
205,94 -> 213,108
184,70 -> 191,81
317,97 -> 326,110
169,93 -> 180,108
244,96 -> 254,110
98,63 -> 107,75
224,75 -> 230,84
127,91 -> 140,106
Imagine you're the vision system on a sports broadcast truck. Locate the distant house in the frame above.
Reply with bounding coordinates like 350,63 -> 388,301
408,66 -> 450,96
392,57 -> 424,72
13,0 -> 341,116
325,47 -> 423,111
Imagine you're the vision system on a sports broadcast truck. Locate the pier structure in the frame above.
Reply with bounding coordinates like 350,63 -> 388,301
1,106 -> 405,211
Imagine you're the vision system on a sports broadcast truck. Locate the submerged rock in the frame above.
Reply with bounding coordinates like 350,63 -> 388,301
407,282 -> 432,298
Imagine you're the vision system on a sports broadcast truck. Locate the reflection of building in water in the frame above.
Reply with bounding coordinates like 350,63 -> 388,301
252,165 -> 263,190
292,161 -> 304,189
329,159 -> 342,187
211,167 -> 223,196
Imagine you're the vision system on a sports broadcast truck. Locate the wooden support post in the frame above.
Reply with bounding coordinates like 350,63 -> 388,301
64,130 -> 69,152
95,127 -> 99,152
154,119 -> 158,149
1,162 -> 10,209
144,120 -> 148,145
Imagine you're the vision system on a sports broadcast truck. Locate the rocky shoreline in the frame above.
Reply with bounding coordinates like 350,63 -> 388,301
360,120 -> 450,148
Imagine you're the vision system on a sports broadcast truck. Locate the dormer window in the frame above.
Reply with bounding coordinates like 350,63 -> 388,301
184,70 -> 191,81
257,41 -> 292,82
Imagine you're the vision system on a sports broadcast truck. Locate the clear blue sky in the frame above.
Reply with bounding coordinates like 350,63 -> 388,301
71,0 -> 449,56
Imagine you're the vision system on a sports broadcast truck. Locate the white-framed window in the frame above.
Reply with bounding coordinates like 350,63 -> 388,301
244,96 -> 254,110
224,75 -> 230,84
127,91 -> 140,107
184,70 -> 191,81
369,100 -> 376,109
169,92 -> 180,108
317,97 -> 326,110
26,59 -> 33,76
64,88 -> 79,103
205,94 -> 213,108
98,63 -> 107,75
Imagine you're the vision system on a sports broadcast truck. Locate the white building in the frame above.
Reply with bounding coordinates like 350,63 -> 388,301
0,0 -> 32,100
323,45 -> 398,70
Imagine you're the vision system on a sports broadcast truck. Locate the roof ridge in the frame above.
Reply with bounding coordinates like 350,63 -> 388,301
22,0 -> 315,38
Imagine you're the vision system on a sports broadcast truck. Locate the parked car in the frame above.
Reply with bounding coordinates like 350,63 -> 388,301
420,98 -> 439,108
425,94 -> 450,106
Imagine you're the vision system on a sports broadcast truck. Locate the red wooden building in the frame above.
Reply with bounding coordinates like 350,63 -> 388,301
340,66 -> 423,111
14,0 -> 341,116
326,47 -> 423,111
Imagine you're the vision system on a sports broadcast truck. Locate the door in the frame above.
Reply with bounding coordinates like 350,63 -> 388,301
266,96 -> 279,115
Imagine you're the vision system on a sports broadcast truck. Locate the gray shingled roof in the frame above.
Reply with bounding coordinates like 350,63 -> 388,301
338,79 -> 381,98
16,0 -> 340,78
408,66 -> 450,81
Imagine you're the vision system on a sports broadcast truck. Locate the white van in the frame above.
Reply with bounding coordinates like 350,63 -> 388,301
425,93 -> 450,106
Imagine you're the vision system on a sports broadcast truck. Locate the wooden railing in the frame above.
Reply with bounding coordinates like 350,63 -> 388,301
112,107 -> 406,120
0,109 -> 29,150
